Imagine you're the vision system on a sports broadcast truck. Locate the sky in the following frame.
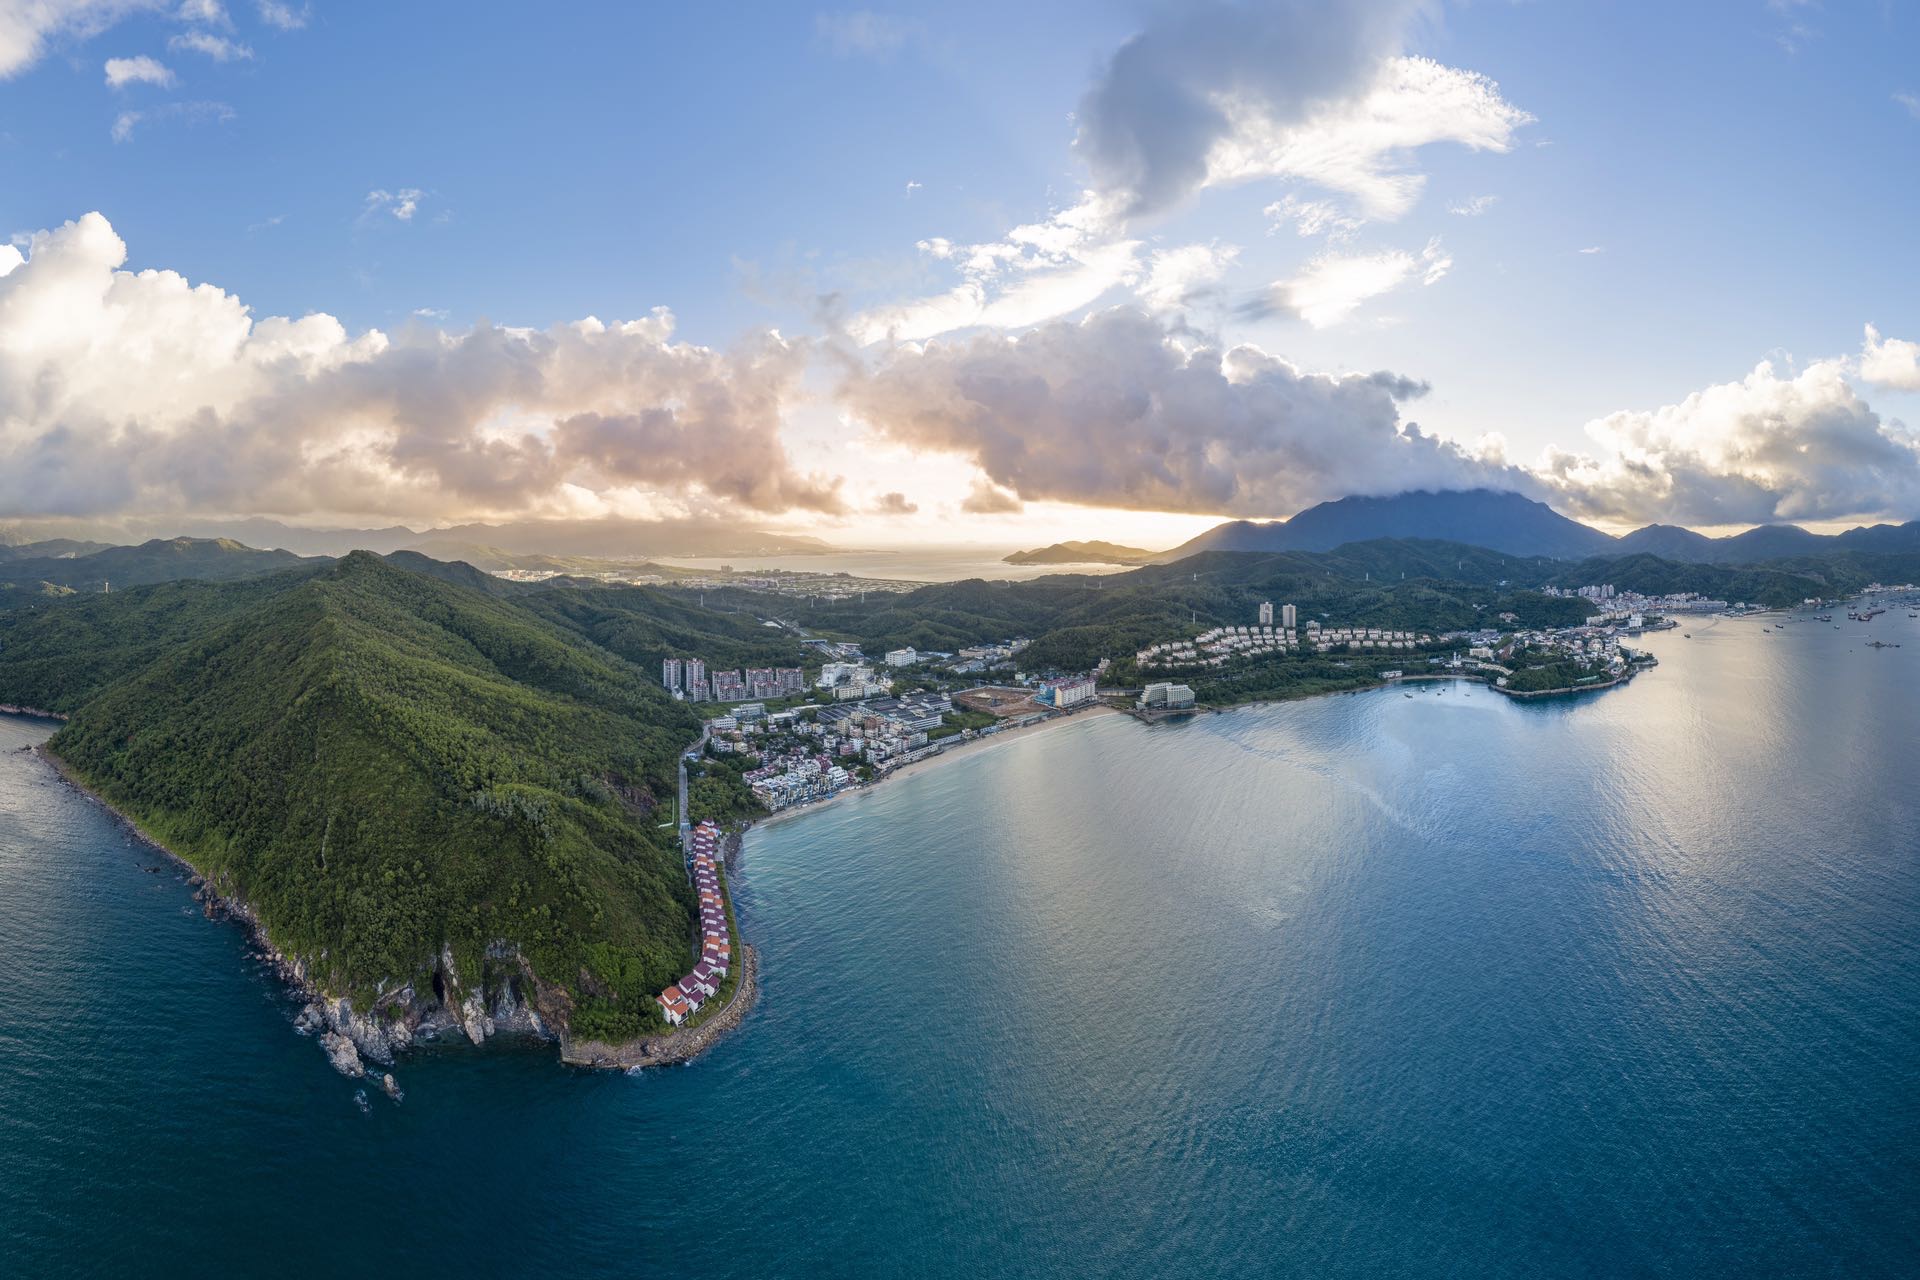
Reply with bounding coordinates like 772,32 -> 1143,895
3,0 -> 1920,550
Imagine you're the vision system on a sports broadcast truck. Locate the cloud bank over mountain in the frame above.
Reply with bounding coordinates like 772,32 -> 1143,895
0,213 -> 840,523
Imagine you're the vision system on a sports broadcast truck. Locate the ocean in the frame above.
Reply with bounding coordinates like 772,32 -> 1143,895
650,546 -> 1132,582
2,611 -> 1916,1277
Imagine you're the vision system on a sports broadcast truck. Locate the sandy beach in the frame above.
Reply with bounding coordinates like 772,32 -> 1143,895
749,702 -> 1121,832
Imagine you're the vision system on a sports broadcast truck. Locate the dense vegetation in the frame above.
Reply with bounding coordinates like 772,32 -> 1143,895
718,542 -> 1596,674
0,537 -> 318,594
0,553 -> 716,1043
5,521 -> 1913,1052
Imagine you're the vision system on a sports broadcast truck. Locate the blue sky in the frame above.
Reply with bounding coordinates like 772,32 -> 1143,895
3,1 -> 1920,547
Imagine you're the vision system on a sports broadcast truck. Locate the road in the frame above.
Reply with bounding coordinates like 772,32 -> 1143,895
676,723 -> 709,852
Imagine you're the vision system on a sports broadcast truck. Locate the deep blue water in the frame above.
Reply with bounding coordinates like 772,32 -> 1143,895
3,612 -> 1918,1277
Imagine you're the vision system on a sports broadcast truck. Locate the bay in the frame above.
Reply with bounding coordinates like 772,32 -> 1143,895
1,612 -> 1916,1277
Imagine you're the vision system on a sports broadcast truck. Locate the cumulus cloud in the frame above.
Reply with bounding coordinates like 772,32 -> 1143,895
1538,358 -> 1920,525
0,212 -> 842,522
175,0 -> 227,24
1449,194 -> 1496,216
871,491 -> 919,515
1076,0 -> 1529,222
1859,324 -> 1920,391
103,53 -> 174,87
0,0 -> 149,77
959,478 -> 1023,515
1254,236 -> 1449,327
1898,92 -> 1920,121
1076,0 -> 1415,219
168,30 -> 250,59
842,305 -> 1515,517
855,5 -> 1525,345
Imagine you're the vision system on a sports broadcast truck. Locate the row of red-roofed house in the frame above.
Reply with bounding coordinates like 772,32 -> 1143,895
655,820 -> 733,1027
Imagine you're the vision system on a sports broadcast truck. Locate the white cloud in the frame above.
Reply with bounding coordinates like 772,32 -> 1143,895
0,1 -> 155,78
841,305 -> 1516,517
904,180 -> 921,194
1896,91 -> 1920,121
1139,241 -> 1240,312
174,0 -> 227,24
364,188 -> 425,222
815,11 -> 910,59
0,212 -> 843,522
1540,357 -> 1920,525
848,193 -> 1142,343
104,54 -> 175,87
1264,194 -> 1362,241
1074,0 -> 1530,223
107,98 -> 231,141
1262,237 -> 1449,327
1860,324 -> 1920,391
1577,245 -> 1603,254
857,6 -> 1525,347
1207,57 -> 1532,224
168,30 -> 250,59
256,0 -> 306,30
1449,194 -> 1496,216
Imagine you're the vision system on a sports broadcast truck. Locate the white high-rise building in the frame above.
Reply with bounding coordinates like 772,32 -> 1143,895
1281,603 -> 1298,629
685,658 -> 707,701
662,657 -> 683,692
1258,601 -> 1274,626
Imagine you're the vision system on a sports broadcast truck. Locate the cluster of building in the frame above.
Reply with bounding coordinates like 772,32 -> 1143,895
702,693 -> 961,811
655,821 -> 732,1027
814,694 -> 954,764
742,747 -> 852,810
1139,681 -> 1196,710
946,639 -> 1028,675
1136,602 -> 1434,672
662,657 -> 806,704
1542,585 -> 1731,615
1472,621 -> 1637,686
1039,675 -> 1097,708
817,660 -> 895,701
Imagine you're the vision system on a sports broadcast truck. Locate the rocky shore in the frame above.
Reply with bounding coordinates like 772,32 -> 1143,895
29,742 -> 674,1085
560,942 -> 759,1070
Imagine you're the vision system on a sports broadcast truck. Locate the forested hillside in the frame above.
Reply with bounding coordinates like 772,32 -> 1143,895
1,553 -> 713,1043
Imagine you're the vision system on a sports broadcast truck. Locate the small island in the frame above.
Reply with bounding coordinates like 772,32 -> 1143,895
1003,540 -> 1157,566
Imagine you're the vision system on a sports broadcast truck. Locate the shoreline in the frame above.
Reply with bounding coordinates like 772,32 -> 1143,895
744,663 -> 1652,841
560,943 -> 759,1070
25,733 -> 720,1076
747,702 -> 1121,832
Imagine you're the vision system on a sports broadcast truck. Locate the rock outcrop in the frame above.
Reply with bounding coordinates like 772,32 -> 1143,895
319,1031 -> 365,1078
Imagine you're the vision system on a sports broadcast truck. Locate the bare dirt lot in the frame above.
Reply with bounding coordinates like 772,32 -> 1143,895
954,686 -> 1046,718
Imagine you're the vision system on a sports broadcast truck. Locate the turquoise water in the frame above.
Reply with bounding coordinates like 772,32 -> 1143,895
3,613 -> 1918,1277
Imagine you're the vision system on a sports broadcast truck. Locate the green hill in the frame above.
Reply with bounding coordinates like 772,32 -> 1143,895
0,536 -> 318,596
3,552 -> 712,1047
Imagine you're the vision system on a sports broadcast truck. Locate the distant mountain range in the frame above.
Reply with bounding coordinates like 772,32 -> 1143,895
0,517 -> 836,561
1004,540 -> 1157,566
0,537 -> 317,593
1148,489 -> 1920,566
